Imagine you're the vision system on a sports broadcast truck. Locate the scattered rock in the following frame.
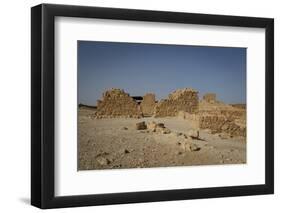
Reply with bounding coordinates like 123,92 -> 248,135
172,132 -> 183,137
96,151 -> 109,157
187,129 -> 200,139
147,121 -> 171,134
96,156 -> 111,166
177,151 -> 183,155
140,130 -> 150,133
160,128 -> 171,134
112,164 -> 122,168
221,123 -> 229,131
189,143 -> 201,152
147,121 -> 157,131
156,123 -> 165,128
218,132 -> 229,139
136,121 -> 147,130
121,127 -> 128,130
183,134 -> 192,139
124,149 -> 130,154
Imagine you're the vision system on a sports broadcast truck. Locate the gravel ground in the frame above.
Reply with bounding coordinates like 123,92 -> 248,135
78,107 -> 246,170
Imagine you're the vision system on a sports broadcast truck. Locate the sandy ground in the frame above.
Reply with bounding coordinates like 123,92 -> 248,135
78,107 -> 246,170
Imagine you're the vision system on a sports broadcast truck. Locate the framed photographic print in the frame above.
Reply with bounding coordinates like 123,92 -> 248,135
31,3 -> 274,209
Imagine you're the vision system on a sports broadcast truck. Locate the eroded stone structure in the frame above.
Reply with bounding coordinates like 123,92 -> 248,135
203,93 -> 217,103
198,96 -> 246,137
95,88 -> 142,118
199,113 -> 246,137
93,88 -> 246,138
154,88 -> 199,117
140,93 -> 156,116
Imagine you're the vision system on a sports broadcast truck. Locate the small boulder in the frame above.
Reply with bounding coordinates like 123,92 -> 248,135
124,149 -> 130,154
172,132 -> 183,137
147,121 -> 157,131
161,128 -> 171,134
136,121 -> 147,130
218,132 -> 229,139
96,156 -> 111,166
187,129 -> 199,139
221,123 -> 229,131
189,143 -> 201,152
156,123 -> 165,128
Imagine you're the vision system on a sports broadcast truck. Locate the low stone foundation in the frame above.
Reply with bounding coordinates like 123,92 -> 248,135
199,113 -> 246,137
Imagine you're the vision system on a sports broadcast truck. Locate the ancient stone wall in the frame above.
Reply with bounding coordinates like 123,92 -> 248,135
154,88 -> 199,117
95,88 -> 142,118
140,93 -> 156,116
199,113 -> 246,137
203,93 -> 217,103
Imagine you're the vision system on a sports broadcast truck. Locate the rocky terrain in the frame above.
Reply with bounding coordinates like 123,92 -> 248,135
78,106 -> 246,170
78,88 -> 246,170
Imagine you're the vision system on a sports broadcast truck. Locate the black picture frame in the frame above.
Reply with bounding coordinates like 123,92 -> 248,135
31,3 -> 274,209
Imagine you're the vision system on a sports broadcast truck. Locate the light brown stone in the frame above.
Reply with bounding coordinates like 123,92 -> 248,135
136,121 -> 147,130
155,88 -> 199,117
140,93 -> 156,116
95,88 -> 142,118
203,93 -> 217,103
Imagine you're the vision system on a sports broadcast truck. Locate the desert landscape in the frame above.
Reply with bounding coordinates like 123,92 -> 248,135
78,88 -> 246,170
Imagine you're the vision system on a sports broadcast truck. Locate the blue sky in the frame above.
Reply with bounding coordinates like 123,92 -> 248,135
78,41 -> 246,106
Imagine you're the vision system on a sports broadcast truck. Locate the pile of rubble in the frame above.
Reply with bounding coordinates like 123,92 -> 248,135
134,121 -> 201,152
135,121 -> 171,134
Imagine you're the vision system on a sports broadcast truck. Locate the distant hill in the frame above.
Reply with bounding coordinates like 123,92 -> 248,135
79,103 -> 97,109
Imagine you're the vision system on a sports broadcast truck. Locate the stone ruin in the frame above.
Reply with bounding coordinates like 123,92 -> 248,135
140,93 -> 156,117
175,93 -> 246,137
154,88 -> 199,117
198,95 -> 246,137
93,88 -> 246,138
199,113 -> 246,137
203,93 -> 217,103
95,88 -> 142,118
95,88 -> 199,119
